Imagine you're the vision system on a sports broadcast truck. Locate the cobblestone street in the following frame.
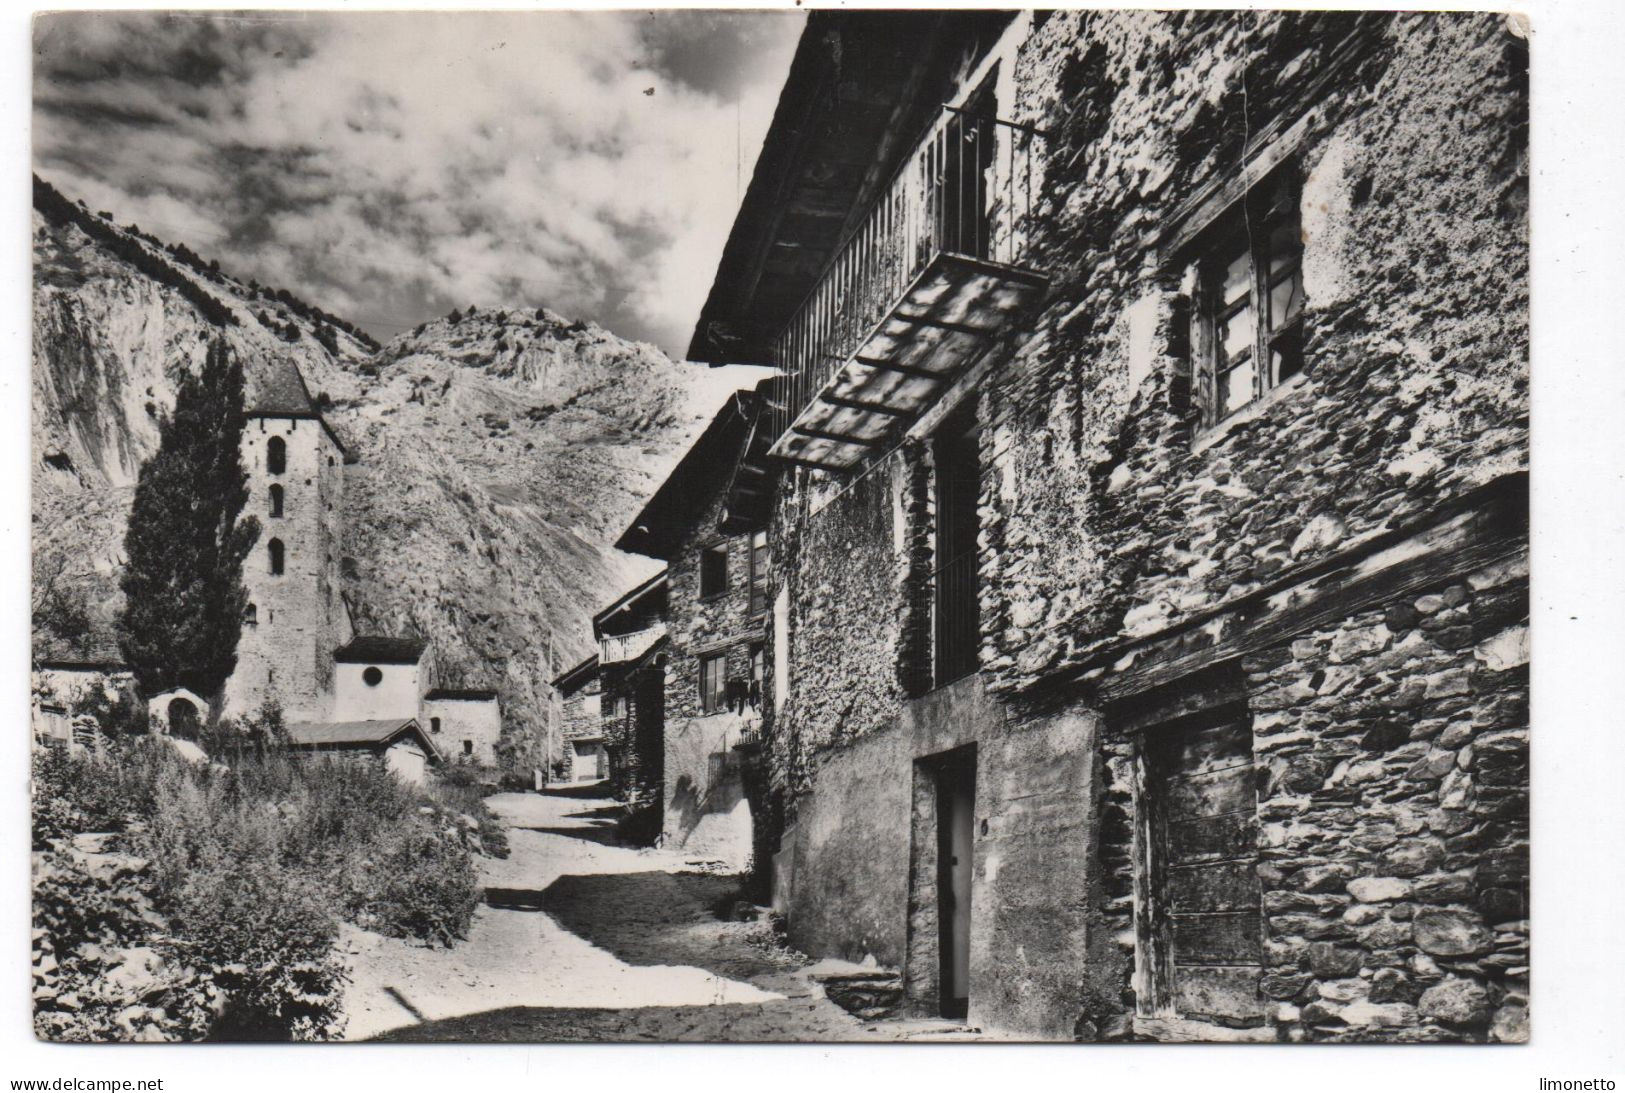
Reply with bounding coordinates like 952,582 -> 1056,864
343,787 -> 942,1042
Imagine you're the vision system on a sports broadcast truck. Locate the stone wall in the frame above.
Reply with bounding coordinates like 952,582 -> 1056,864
228,415 -> 349,722
772,461 -> 908,799
559,676 -> 602,781
657,460 -> 764,869
980,11 -> 1527,697
761,10 -> 1527,1043
423,695 -> 502,767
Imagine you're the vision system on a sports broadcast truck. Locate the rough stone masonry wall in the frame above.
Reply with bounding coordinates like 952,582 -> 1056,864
979,11 -> 1527,697
228,416 -> 347,722
663,480 -> 763,727
660,474 -> 763,866
771,460 -> 909,801
1094,554 -> 1528,1042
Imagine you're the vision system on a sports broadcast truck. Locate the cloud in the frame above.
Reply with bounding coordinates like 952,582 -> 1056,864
33,9 -> 804,355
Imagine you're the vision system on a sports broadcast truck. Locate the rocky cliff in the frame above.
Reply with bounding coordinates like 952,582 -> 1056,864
32,179 -> 756,764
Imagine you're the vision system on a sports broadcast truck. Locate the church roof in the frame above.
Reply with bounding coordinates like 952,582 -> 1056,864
247,354 -> 317,416
335,635 -> 429,664
245,354 -> 349,455
424,687 -> 498,702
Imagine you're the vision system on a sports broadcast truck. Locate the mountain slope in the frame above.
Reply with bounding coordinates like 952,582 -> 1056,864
31,179 -> 758,765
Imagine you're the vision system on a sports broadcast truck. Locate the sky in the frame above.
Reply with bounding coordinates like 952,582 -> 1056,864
31,9 -> 804,357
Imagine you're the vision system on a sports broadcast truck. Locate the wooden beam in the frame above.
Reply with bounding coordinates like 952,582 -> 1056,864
853,355 -> 947,380
820,392 -> 917,417
1086,478 -> 1527,703
891,312 -> 996,337
792,424 -> 883,447
770,452 -> 852,473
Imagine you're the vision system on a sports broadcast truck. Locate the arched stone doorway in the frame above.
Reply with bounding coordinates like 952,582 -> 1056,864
167,696 -> 200,740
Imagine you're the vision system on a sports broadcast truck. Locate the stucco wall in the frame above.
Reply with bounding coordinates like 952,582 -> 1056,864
333,660 -> 422,722
663,710 -> 754,870
787,677 -> 1108,1038
227,415 -> 348,721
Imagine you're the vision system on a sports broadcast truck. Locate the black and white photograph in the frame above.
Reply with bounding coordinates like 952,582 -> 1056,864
11,0 -> 1625,1081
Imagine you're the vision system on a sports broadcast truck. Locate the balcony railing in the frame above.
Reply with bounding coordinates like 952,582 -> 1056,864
767,105 -> 1048,471
600,624 -> 666,666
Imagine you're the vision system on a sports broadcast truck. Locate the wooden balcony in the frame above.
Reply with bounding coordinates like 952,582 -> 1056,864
766,106 -> 1049,472
600,624 -> 666,666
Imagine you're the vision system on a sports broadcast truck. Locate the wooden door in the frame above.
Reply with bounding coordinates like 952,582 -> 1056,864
936,750 -> 976,1019
1150,719 -> 1263,1025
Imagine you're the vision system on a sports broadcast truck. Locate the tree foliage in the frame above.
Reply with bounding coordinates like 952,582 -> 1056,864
117,339 -> 259,701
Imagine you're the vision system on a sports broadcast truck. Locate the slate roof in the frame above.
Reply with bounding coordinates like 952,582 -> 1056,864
335,635 -> 429,664
615,386 -> 768,560
246,354 -> 317,416
424,687 -> 498,702
591,571 -> 668,634
285,717 -> 441,762
245,355 -> 349,454
551,654 -> 600,694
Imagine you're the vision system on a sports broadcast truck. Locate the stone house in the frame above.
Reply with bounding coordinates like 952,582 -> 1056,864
615,385 -> 775,870
553,655 -> 608,782
423,687 -> 503,767
591,571 -> 668,804
687,11 -> 1528,1042
285,717 -> 443,786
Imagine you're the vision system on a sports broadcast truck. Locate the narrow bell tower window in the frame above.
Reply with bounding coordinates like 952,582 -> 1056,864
267,436 -> 287,476
268,538 -> 285,575
270,484 -> 284,517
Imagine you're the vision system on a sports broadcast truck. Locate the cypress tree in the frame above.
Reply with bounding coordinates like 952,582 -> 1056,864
117,339 -> 260,702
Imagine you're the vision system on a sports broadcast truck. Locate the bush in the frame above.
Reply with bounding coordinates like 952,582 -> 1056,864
355,822 -> 479,947
32,720 -> 492,1039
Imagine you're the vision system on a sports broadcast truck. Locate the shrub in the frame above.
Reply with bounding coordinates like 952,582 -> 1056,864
32,723 -> 486,1039
356,820 -> 479,946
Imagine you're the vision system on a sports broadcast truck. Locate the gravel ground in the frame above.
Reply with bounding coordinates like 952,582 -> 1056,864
342,786 -> 895,1043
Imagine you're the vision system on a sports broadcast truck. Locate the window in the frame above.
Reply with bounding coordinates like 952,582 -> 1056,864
748,643 -> 765,709
267,436 -> 286,475
244,603 -> 257,627
699,543 -> 729,599
463,740 -> 474,757
1197,175 -> 1304,426
363,666 -> 383,686
748,531 -> 769,616
268,538 -> 285,575
430,717 -> 441,734
933,417 -> 980,688
699,652 -> 727,714
269,484 -> 284,517
1137,715 -> 1263,1025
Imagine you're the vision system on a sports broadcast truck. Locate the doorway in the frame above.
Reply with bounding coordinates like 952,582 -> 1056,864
934,747 -> 977,1019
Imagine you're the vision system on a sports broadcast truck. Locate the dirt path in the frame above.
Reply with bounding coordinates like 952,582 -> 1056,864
341,786 -> 888,1042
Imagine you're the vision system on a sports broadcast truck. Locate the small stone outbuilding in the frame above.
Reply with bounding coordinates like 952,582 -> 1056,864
285,717 -> 442,785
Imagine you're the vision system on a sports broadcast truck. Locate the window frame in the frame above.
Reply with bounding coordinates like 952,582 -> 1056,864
698,651 -> 727,715
747,531 -> 769,617
267,435 -> 287,476
1192,173 -> 1305,432
269,483 -> 285,518
698,541 -> 730,601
